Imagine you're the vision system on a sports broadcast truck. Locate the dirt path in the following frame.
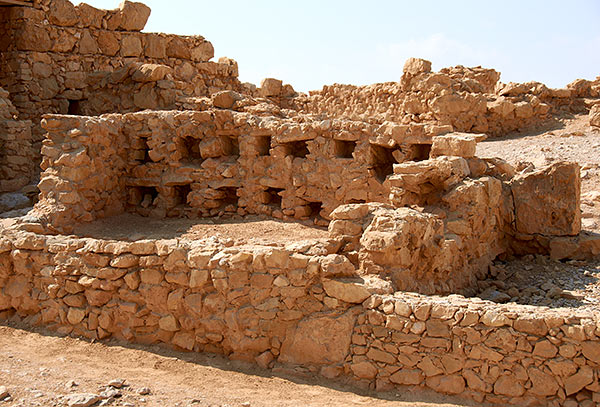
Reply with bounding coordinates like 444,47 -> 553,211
0,324 -> 478,407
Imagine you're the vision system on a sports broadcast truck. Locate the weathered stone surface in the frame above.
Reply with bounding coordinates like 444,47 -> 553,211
430,133 -> 481,158
425,375 -> 465,395
390,369 -> 424,385
132,64 -> 172,83
511,162 -> 581,236
403,58 -> 432,75
564,366 -> 594,395
260,78 -> 283,97
351,361 -> 378,379
322,279 -> 371,303
278,310 -> 356,365
494,374 -> 525,397
117,1 -> 151,31
528,367 -> 559,396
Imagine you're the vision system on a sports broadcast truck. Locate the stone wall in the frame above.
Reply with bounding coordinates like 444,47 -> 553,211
0,88 -> 34,192
1,230 -> 599,406
33,110 -> 453,232
0,0 -> 241,142
292,58 -> 599,137
30,110 -> 586,295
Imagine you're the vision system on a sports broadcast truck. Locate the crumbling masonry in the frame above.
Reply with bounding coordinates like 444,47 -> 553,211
2,1 -> 600,406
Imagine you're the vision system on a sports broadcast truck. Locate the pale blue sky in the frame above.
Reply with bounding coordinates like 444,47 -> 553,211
84,0 -> 600,92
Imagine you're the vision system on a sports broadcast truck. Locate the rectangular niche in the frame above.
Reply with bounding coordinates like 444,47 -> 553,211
217,187 -> 239,209
308,201 -> 323,218
128,186 -> 158,209
256,135 -> 272,156
263,187 -> 284,207
220,135 -> 240,157
134,138 -> 152,164
282,140 -> 309,158
410,143 -> 432,162
181,136 -> 203,164
174,184 -> 191,207
368,144 -> 398,183
334,140 -> 356,159
67,99 -> 83,115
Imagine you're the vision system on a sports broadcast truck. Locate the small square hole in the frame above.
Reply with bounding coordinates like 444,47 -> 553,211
256,136 -> 271,156
174,184 -> 191,206
283,140 -> 309,158
334,140 -> 356,159
264,187 -> 284,207
129,186 -> 158,209
218,187 -> 239,209
369,144 -> 398,183
182,136 -> 203,163
308,201 -> 323,218
411,144 -> 432,161
221,135 -> 240,157
134,138 -> 152,163
68,99 -> 83,115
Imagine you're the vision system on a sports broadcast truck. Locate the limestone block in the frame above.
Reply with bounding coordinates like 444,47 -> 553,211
322,278 -> 371,303
77,3 -> 106,28
403,58 -> 432,75
212,90 -> 240,109
511,162 -> 581,236
16,22 -> 52,52
117,1 -> 152,31
132,64 -> 172,83
48,0 -> 78,27
260,78 -> 283,97
191,41 -> 214,62
121,35 -> 143,57
430,133 -> 482,158
278,310 -> 356,365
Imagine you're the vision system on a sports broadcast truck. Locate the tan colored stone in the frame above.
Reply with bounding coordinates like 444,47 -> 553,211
158,315 -> 179,332
390,369 -> 424,385
532,340 -> 558,359
425,375 -> 465,395
528,367 -> 559,396
322,279 -> 370,304
511,162 -> 581,236
117,1 -> 151,31
351,361 -> 378,379
564,366 -> 594,395
278,310 -> 356,365
67,308 -> 86,325
493,374 -> 524,397
403,58 -> 432,75
581,341 -> 600,364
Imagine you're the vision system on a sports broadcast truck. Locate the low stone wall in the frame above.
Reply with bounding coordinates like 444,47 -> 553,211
1,230 -> 599,406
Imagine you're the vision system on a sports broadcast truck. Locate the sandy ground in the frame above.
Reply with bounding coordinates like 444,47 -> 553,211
0,323 -> 480,407
72,214 -> 330,244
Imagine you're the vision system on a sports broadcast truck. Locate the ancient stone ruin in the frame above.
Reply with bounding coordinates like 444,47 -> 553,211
1,1 -> 600,406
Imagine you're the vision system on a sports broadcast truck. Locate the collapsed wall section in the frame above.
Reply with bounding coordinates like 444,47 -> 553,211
292,58 -> 599,137
1,231 -> 600,406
